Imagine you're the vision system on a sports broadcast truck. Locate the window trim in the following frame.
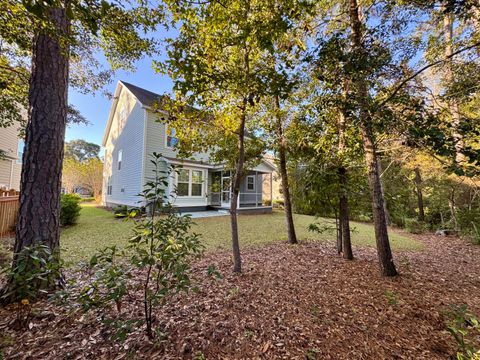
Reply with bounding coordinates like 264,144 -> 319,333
176,169 -> 190,197
107,176 -> 113,195
175,168 -> 204,198
246,175 -> 255,192
191,170 -> 203,197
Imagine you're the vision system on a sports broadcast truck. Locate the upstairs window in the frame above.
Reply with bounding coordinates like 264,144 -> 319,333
177,169 -> 189,196
166,126 -> 179,148
118,150 -> 123,170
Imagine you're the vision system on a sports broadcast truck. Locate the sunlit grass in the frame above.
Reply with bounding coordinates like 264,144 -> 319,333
60,205 -> 422,264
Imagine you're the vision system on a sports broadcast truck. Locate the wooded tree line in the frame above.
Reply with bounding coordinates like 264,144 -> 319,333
1,0 -> 480,301
62,139 -> 103,200
162,0 -> 480,276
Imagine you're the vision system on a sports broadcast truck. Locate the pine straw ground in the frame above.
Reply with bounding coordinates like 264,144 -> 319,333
1,234 -> 479,360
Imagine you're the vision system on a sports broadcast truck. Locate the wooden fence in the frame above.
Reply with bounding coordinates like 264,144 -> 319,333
0,189 -> 20,236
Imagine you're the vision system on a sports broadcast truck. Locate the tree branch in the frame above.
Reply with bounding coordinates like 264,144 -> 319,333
378,40 -> 480,108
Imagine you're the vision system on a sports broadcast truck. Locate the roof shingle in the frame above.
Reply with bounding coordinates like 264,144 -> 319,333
120,81 -> 163,107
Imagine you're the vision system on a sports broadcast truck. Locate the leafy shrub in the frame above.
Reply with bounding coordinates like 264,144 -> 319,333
355,214 -> 372,223
446,305 -> 480,359
1,244 -> 63,303
404,218 -> 427,234
60,194 -> 81,226
273,199 -> 284,208
77,246 -> 131,313
113,205 -> 129,218
79,153 -> 204,340
128,153 -> 204,338
457,208 -> 480,245
80,197 -> 96,203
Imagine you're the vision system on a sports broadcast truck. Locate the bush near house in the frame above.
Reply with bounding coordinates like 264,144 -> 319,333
60,194 -> 82,227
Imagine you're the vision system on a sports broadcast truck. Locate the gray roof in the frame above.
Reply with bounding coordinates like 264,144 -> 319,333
120,81 -> 164,107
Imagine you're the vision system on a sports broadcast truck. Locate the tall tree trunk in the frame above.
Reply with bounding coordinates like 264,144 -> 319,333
337,98 -> 353,260
274,95 -> 298,245
13,7 -> 69,264
377,160 -> 391,226
348,0 -> 397,276
414,167 -> 425,222
229,103 -> 247,273
443,10 -> 465,165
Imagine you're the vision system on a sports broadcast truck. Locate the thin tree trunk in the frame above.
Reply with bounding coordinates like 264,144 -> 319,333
414,167 -> 425,222
229,102 -> 247,273
13,7 -> 69,263
449,187 -> 458,231
337,97 -> 353,260
338,167 -> 353,260
335,209 -> 342,254
443,10 -> 465,165
274,95 -> 298,245
348,0 -> 397,276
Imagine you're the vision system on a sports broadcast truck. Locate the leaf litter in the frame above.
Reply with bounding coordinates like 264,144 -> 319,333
0,233 -> 479,359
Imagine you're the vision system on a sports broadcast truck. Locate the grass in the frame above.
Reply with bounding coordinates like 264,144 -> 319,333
60,205 -> 422,264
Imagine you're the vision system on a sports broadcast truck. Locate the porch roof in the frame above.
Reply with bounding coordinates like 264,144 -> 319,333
162,156 -> 222,169
162,156 -> 276,173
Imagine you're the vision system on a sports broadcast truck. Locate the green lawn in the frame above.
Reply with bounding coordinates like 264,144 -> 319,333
61,205 -> 422,264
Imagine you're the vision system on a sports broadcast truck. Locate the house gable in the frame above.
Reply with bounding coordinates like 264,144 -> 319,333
102,82 -> 146,206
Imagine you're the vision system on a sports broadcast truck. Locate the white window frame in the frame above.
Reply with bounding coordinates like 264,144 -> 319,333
175,168 -> 204,198
107,176 -> 113,195
118,149 -> 123,171
191,170 -> 203,197
176,169 -> 190,197
165,125 -> 179,149
246,175 -> 255,192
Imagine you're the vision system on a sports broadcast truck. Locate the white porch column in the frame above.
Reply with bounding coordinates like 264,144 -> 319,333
270,172 -> 273,207
255,171 -> 258,207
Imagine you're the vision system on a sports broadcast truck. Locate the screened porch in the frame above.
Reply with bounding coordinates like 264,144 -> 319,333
209,170 -> 273,210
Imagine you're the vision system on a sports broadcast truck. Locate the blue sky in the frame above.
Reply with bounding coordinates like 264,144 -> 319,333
65,57 -> 173,151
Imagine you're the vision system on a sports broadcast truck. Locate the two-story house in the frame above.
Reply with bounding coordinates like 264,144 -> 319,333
102,81 -> 275,212
0,124 -> 23,191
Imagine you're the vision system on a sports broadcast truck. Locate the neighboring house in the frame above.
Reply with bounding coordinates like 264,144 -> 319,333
263,153 -> 282,202
102,81 -> 276,212
0,124 -> 23,191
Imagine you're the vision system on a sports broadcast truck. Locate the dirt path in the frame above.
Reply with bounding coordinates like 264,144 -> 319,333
1,234 -> 479,359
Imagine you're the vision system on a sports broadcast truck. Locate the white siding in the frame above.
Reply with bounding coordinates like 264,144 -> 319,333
143,110 -> 211,175
103,87 -> 145,207
0,124 -> 22,190
143,110 -> 211,208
